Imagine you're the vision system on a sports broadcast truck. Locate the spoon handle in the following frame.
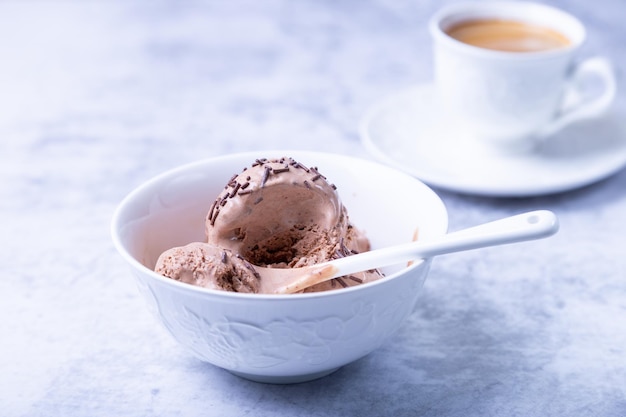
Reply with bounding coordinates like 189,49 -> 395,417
335,209 -> 557,275
281,210 -> 559,293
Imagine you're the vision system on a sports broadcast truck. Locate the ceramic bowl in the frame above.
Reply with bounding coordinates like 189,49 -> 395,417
111,151 -> 448,383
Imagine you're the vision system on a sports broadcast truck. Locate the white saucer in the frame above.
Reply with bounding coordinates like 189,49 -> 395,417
360,84 -> 626,197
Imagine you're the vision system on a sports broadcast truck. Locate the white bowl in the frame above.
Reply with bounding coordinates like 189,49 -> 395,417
111,151 -> 448,383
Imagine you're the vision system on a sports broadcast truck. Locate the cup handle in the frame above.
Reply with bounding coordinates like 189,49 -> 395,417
538,57 -> 616,138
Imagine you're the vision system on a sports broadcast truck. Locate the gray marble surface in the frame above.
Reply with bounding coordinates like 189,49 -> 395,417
2,1 -> 626,416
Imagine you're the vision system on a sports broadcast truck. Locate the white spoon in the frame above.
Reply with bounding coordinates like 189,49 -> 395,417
256,210 -> 559,294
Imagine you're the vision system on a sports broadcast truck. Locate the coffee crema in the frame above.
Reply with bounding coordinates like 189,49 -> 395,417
445,19 -> 571,52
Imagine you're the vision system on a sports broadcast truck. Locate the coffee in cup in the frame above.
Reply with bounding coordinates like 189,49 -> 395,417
429,2 -> 616,153
445,19 -> 571,52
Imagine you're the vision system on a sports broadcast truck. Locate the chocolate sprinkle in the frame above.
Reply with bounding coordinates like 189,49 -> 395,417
229,182 -> 241,198
311,167 -> 326,180
221,251 -> 228,263
207,200 -> 217,224
346,275 -> 363,283
335,277 -> 348,288
273,165 -> 290,174
290,160 -> 310,172
261,166 -> 271,187
210,207 -> 220,225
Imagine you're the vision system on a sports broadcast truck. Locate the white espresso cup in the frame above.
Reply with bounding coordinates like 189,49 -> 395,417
429,1 -> 616,153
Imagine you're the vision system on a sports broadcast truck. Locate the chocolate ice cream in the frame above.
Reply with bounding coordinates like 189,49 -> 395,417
155,242 -> 260,293
155,157 -> 383,293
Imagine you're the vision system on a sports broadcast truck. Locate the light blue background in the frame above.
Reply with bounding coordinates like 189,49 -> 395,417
1,1 -> 625,416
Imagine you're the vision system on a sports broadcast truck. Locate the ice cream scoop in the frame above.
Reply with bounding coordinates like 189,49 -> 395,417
205,157 -> 346,265
248,210 -> 558,294
205,156 -> 382,291
155,242 -> 261,293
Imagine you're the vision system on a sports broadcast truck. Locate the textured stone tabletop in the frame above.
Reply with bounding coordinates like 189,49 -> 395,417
1,1 -> 625,416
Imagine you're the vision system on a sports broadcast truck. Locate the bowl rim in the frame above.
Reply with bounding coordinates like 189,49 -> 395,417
110,150 -> 449,301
